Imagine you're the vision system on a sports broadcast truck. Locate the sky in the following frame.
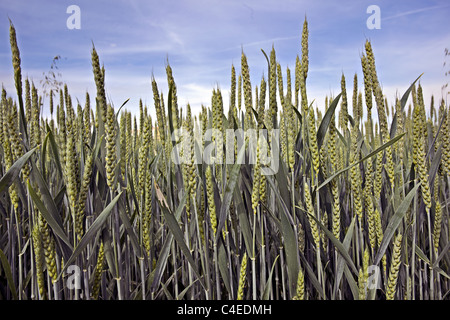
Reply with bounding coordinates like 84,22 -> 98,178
0,0 -> 449,119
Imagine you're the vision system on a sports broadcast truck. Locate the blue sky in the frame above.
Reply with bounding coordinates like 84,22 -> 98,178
0,0 -> 449,119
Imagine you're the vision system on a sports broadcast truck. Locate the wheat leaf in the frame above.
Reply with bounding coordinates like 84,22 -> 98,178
0,147 -> 36,195
0,249 -> 18,300
59,191 -> 123,278
374,183 -> 420,266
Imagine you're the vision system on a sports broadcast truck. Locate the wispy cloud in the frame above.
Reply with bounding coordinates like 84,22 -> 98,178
382,4 -> 450,21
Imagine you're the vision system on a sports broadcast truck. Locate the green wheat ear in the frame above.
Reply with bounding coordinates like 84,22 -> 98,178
241,52 -> 253,129
9,21 -> 24,118
308,106 -> 320,178
237,252 -> 248,300
32,224 -> 46,299
206,165 -> 217,236
304,181 -> 320,248
143,166 -> 152,254
433,177 -> 443,253
105,104 -> 117,190
292,267 -> 305,300
75,149 -> 94,241
92,241 -> 105,300
251,136 -> 261,214
268,46 -> 277,126
301,17 -> 309,79
386,233 -> 403,300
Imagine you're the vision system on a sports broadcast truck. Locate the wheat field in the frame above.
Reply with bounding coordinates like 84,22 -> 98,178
0,18 -> 449,300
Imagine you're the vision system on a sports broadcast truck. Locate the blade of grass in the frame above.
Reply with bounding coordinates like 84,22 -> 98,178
46,124 -> 63,178
316,93 -> 341,150
308,212 -> 358,275
414,243 -> 450,280
215,145 -> 245,242
217,238 -> 232,296
332,215 -> 357,299
234,186 -> 253,256
266,175 -> 299,296
159,193 -> 206,290
374,183 -> 420,266
434,241 -> 450,269
115,98 -> 130,118
27,181 -> 72,251
390,73 -> 423,137
117,194 -> 141,257
298,250 -> 325,299
262,255 -> 279,300
344,265 -> 359,300
0,248 -> 18,300
177,278 -> 200,300
150,231 -> 173,294
30,161 -> 65,229
318,133 -> 405,190
59,191 -> 123,278
0,147 -> 36,195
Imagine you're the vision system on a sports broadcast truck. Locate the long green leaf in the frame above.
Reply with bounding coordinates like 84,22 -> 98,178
217,238 -> 232,296
400,73 -> 423,112
291,104 -> 303,125
344,264 -> 359,300
59,191 -> 123,278
150,231 -> 173,294
27,181 -> 72,251
434,241 -> 450,269
426,110 -> 446,161
332,216 -> 357,299
102,228 -> 117,283
260,48 -> 270,74
266,175 -> 298,296
414,243 -> 450,280
30,161 -> 66,229
159,194 -> 206,290
298,250 -> 325,299
390,73 -> 423,137
316,93 -> 341,150
215,145 -> 245,242
318,133 -> 405,190
251,106 -> 267,130
46,124 -> 63,178
308,212 -> 358,275
0,147 -> 36,195
151,222 -> 178,293
374,183 -> 420,266
0,249 -> 18,300
177,278 -> 200,300
40,133 -> 49,181
234,186 -> 253,256
115,98 -> 130,118
428,146 -> 442,186
262,255 -> 279,300
117,195 -> 141,257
